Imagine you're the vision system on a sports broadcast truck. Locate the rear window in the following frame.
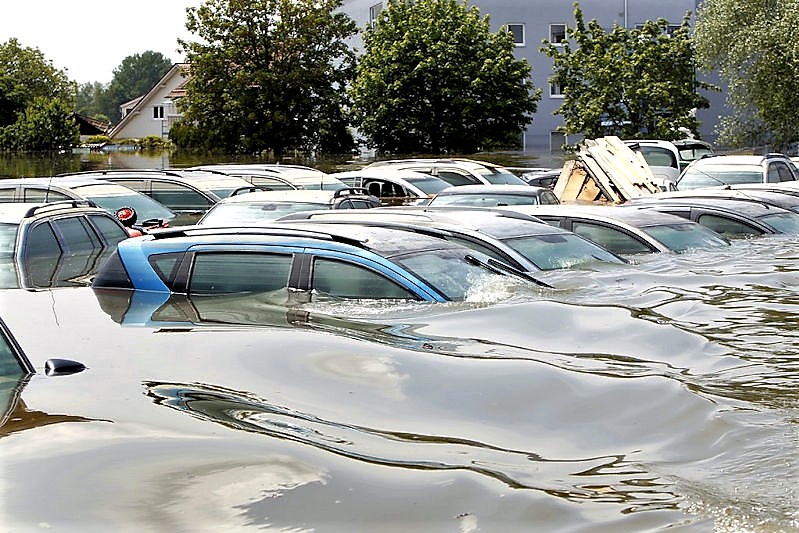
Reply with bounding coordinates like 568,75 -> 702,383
678,166 -> 762,189
91,250 -> 134,289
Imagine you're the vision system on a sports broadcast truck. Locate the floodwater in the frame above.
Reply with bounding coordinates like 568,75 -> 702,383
1,233 -> 797,531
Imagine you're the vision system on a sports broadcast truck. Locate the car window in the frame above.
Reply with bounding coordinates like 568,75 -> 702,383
0,189 -> 17,201
445,235 -> 519,266
87,215 -> 129,245
394,248 -> 504,301
758,212 -> 799,233
774,162 -> 796,182
637,146 -> 678,169
540,191 -> 560,205
238,176 -> 296,191
435,170 -> 481,186
199,202 -> 328,225
189,252 -> 293,294
641,223 -> 729,251
475,168 -> 527,185
347,199 -> 375,209
150,181 -> 214,211
52,217 -> 101,251
572,221 -> 653,254
696,214 -> 762,237
0,322 -> 28,378
503,233 -> 624,270
678,167 -> 763,189
23,188 -> 72,202
25,222 -> 62,257
113,179 -> 148,194
0,224 -> 17,255
312,258 -> 416,299
767,164 -> 781,183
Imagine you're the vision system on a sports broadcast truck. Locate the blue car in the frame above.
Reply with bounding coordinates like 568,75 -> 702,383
91,224 -> 542,302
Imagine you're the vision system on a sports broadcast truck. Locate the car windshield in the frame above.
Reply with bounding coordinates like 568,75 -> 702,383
641,223 -> 729,252
679,166 -> 762,189
0,224 -> 18,256
74,184 -> 176,222
431,194 -> 541,207
393,248 -> 508,301
475,168 -> 527,185
199,202 -> 328,225
757,212 -> 799,233
502,233 -> 625,270
404,176 -> 451,195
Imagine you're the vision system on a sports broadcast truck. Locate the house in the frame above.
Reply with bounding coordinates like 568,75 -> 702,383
339,1 -> 723,155
108,63 -> 190,141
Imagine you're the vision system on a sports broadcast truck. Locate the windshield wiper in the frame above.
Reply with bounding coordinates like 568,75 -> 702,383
464,254 -> 553,288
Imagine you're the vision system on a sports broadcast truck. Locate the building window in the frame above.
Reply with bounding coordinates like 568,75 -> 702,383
550,131 -> 567,152
507,23 -> 525,46
153,106 -> 164,119
549,23 -> 567,45
635,23 -> 681,36
549,83 -> 564,98
369,3 -> 383,25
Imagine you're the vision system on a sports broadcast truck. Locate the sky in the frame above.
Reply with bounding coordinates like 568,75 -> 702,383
0,0 -> 203,85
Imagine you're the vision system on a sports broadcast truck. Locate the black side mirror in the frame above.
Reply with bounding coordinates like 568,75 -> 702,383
44,358 -> 86,376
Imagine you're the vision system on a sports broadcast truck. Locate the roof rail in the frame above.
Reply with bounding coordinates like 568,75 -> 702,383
148,224 -> 368,247
23,199 -> 98,217
56,168 -> 185,178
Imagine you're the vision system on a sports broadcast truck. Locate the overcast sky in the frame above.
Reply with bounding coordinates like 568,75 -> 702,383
0,0 -> 203,84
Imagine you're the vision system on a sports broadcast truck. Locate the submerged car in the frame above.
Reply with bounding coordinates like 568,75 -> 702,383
501,205 -> 730,255
91,224 -> 539,302
427,185 -> 560,207
0,201 -> 131,289
676,154 -> 799,190
364,158 -> 528,186
331,169 -> 452,206
197,188 -> 381,226
60,169 -> 263,225
626,195 -> 799,238
0,176 -> 176,230
623,139 -> 681,190
278,207 -> 626,272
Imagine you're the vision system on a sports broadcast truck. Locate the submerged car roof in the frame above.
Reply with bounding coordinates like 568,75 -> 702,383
502,204 -> 699,227
141,223 -> 471,259
629,195 -> 799,217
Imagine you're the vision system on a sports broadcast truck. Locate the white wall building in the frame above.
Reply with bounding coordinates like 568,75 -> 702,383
108,64 -> 189,141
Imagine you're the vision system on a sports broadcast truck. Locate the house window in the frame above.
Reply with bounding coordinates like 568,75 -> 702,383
507,23 -> 525,46
549,83 -> 564,98
369,3 -> 383,25
550,131 -> 567,152
549,23 -> 567,45
153,106 -> 164,119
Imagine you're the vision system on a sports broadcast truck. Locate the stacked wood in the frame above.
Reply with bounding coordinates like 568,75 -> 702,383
553,136 -> 661,204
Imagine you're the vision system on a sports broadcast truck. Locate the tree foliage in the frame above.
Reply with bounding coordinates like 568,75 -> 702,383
175,0 -> 358,155
0,96 -> 79,151
541,4 -> 713,145
349,0 -> 540,154
0,38 -> 78,151
99,51 -> 173,123
694,0 -> 799,150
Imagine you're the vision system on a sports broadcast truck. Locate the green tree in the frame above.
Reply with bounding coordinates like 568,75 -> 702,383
175,0 -> 357,155
0,96 -> 79,151
76,81 -> 110,122
541,4 -> 713,145
0,38 -> 78,151
100,51 -> 173,123
0,38 -> 76,127
693,0 -> 799,150
349,0 -> 539,154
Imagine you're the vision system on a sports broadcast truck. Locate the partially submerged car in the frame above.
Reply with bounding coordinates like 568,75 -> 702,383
0,201 -> 131,289
623,139 -> 681,191
626,195 -> 799,238
676,154 -> 799,190
91,224 -> 540,302
0,176 -> 176,230
197,188 -> 381,226
501,205 -> 730,255
331,169 -> 452,206
364,158 -> 528,186
59,169 -> 263,225
427,185 -> 560,207
278,207 -> 626,272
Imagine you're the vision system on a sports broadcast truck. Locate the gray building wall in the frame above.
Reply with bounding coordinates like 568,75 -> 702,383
340,0 -> 725,155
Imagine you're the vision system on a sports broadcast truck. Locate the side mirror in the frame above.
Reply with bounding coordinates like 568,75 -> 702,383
115,206 -> 138,228
44,358 -> 87,376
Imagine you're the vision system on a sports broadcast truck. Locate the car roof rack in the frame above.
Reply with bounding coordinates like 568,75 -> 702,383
148,224 -> 369,248
23,199 -> 98,217
56,168 -> 186,178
